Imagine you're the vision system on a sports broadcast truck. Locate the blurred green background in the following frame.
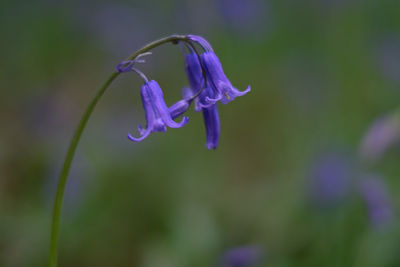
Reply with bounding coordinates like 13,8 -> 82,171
1,0 -> 400,266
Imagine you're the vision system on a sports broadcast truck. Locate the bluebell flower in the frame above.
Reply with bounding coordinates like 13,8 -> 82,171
360,174 -> 393,229
201,51 -> 251,104
187,35 -> 251,105
183,51 -> 220,149
359,112 -> 400,163
199,87 -> 220,150
220,246 -> 262,267
308,151 -> 352,207
128,80 -> 189,142
217,0 -> 269,36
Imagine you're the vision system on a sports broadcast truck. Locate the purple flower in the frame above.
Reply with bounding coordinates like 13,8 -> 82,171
359,112 -> 400,163
184,52 -> 213,110
128,80 -> 189,142
360,175 -> 393,229
183,51 -> 220,149
201,52 -> 251,104
217,0 -> 270,36
308,152 -> 352,207
200,88 -> 220,150
220,246 -> 262,267
188,34 -> 215,52
187,35 -> 251,105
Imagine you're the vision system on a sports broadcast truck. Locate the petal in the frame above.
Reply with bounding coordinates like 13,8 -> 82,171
153,118 -> 167,132
184,53 -> 204,93
182,87 -> 195,101
227,85 -> 251,98
202,104 -> 220,150
147,80 -> 189,128
169,99 -> 190,119
202,52 -> 251,104
138,124 -> 146,135
187,35 -> 214,52
127,128 -> 151,142
220,84 -> 251,104
140,83 -> 158,129
205,94 -> 223,105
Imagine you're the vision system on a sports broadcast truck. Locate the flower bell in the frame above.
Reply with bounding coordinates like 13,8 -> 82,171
128,80 -> 189,142
201,51 -> 251,104
183,50 -> 220,149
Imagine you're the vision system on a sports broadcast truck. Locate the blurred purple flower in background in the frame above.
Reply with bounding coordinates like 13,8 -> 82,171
217,0 -> 269,36
308,152 -> 352,207
377,36 -> 400,86
220,245 -> 262,267
359,112 -> 400,163
360,174 -> 393,229
77,3 -> 155,58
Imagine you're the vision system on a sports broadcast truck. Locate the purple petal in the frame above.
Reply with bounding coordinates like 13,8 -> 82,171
187,34 -> 214,52
146,81 -> 189,128
202,104 -> 220,150
169,99 -> 191,119
127,130 -> 151,142
184,53 -> 204,94
201,52 -> 250,104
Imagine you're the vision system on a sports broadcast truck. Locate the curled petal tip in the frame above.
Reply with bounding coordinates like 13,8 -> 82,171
127,131 -> 150,142
173,116 -> 190,128
205,95 -> 222,104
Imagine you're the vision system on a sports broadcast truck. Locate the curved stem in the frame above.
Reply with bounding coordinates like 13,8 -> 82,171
49,34 -> 189,267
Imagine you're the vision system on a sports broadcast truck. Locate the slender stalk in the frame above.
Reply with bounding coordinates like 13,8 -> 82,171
49,35 -> 189,267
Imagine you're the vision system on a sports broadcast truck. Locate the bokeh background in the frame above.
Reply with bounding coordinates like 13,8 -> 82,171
1,0 -> 400,266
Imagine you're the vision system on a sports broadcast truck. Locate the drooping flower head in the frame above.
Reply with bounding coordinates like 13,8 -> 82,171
114,34 -> 250,149
116,54 -> 191,142
187,34 -> 251,105
127,79 -> 189,142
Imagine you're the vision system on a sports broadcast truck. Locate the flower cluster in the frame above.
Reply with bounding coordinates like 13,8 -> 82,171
116,35 -> 250,149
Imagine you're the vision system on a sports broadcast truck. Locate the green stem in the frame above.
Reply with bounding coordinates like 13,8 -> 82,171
49,34 -> 188,267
